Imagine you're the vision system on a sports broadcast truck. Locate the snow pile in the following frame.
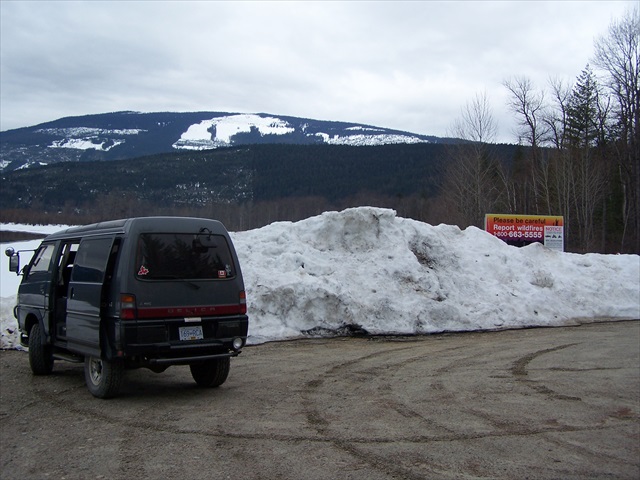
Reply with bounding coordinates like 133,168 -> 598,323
1,207 -> 639,349
232,208 -> 639,343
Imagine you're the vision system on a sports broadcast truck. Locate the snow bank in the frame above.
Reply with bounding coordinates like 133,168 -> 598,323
232,208 -> 639,343
1,208 -> 638,349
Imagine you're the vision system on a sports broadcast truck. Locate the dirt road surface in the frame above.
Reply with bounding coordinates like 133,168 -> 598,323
1,320 -> 639,479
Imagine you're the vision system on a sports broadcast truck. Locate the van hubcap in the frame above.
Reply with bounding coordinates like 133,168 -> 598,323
88,357 -> 103,385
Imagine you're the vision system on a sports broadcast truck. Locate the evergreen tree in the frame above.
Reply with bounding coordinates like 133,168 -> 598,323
564,65 -> 610,251
565,65 -> 602,149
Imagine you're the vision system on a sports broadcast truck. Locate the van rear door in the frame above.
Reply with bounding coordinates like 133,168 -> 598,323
133,231 -> 243,306
130,231 -> 247,344
66,237 -> 115,356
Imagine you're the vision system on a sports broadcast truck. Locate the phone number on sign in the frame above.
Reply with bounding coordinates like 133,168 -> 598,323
497,231 -> 543,239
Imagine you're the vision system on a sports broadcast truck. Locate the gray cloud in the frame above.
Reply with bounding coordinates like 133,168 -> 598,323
0,0 -> 635,142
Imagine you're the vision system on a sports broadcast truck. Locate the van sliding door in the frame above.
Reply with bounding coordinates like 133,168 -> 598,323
66,237 -> 114,356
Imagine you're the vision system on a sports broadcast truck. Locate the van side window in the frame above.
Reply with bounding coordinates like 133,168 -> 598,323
71,238 -> 113,283
29,244 -> 55,274
57,242 -> 79,294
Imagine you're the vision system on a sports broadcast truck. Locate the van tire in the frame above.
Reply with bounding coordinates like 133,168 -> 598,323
190,357 -> 230,388
28,323 -> 53,375
84,356 -> 124,399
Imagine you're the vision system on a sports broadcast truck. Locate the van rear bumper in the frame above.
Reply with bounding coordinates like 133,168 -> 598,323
111,315 -> 248,363
147,350 -> 239,366
117,338 -> 243,366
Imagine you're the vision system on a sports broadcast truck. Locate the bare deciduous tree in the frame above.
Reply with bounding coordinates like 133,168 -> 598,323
593,6 -> 640,252
544,77 -> 573,149
450,91 -> 498,144
442,92 -> 504,227
503,76 -> 547,149
503,76 -> 550,214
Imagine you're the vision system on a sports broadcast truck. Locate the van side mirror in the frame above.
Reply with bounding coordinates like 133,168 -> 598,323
5,248 -> 20,274
9,256 -> 20,274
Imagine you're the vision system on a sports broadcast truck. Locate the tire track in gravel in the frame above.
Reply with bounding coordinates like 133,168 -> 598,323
3,322 -> 638,479
298,335 -> 638,479
299,341 -> 437,480
28,372 -> 158,478
28,344 -> 628,446
508,342 -> 640,468
510,343 -> 582,400
25,364 -> 334,445
299,339 -> 507,479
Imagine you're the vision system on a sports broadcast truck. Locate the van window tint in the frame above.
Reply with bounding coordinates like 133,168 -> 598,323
71,238 -> 113,283
29,244 -> 55,274
136,233 -> 235,280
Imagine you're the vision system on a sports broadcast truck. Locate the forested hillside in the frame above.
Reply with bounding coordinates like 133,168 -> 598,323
0,143 -> 443,224
0,142 -> 522,231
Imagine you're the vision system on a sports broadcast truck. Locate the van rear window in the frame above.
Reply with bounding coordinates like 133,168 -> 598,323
135,233 -> 235,280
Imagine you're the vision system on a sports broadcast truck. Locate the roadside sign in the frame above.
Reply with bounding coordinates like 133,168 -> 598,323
485,214 -> 564,252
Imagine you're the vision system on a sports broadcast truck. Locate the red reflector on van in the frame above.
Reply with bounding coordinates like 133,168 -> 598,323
239,290 -> 247,314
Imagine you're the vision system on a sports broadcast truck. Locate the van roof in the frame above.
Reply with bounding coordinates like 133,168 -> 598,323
43,217 -> 228,241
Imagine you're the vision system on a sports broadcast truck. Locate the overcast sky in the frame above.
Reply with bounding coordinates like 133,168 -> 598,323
0,1 -> 635,143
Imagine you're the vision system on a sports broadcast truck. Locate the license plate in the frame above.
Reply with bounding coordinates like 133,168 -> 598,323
179,325 -> 203,341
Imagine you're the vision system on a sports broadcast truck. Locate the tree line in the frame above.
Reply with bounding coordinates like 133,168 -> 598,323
440,7 -> 639,253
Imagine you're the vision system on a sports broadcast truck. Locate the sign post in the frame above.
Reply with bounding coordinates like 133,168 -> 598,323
484,214 -> 564,252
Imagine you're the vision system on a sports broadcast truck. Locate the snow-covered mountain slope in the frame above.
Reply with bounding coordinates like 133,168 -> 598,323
0,111 -> 446,171
172,114 -> 295,149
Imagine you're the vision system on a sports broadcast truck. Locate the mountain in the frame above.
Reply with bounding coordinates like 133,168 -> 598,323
0,111 -> 450,172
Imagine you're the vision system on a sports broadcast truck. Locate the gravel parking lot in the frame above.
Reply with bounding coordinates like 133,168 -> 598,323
1,320 -> 639,479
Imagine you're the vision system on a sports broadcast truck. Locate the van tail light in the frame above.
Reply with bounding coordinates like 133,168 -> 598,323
120,294 -> 137,320
239,290 -> 247,314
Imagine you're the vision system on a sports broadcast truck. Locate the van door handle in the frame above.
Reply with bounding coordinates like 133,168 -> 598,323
69,287 -> 74,299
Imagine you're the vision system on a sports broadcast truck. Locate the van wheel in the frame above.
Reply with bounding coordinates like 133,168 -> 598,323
28,323 -> 53,375
190,357 -> 230,388
84,356 -> 124,399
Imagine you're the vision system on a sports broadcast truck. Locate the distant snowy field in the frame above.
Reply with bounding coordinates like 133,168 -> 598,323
1,207 -> 639,349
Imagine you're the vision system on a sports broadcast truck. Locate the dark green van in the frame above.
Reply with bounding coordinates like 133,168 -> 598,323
5,217 -> 248,398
